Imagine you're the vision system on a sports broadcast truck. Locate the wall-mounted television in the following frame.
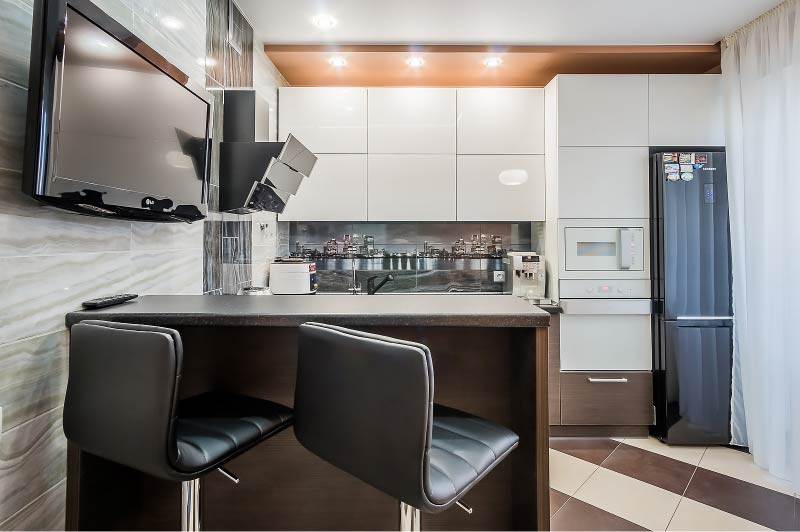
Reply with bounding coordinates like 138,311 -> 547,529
23,0 -> 212,222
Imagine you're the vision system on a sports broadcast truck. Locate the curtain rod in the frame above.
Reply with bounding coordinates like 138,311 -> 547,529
724,0 -> 797,46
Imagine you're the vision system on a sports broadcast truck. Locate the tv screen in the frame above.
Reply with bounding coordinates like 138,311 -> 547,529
23,0 -> 211,222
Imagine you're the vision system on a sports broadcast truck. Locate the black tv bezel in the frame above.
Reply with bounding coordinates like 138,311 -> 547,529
23,0 -> 212,223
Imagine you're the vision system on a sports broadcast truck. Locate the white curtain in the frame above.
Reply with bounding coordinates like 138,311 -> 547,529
722,0 -> 800,492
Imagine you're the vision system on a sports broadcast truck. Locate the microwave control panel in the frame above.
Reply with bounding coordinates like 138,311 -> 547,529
560,279 -> 651,299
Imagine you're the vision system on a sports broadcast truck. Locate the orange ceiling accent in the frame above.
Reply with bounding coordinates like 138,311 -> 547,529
264,44 -> 721,87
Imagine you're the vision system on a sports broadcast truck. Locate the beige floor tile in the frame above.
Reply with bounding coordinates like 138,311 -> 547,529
666,497 -> 772,531
622,436 -> 707,466
699,446 -> 794,496
549,448 -> 598,496
573,467 -> 682,531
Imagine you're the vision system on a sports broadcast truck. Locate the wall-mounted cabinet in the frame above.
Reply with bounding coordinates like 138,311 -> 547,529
648,74 -> 725,147
457,155 -> 545,221
456,88 -> 545,154
278,87 -> 367,153
279,154 -> 367,221
368,88 -> 456,154
367,154 -> 456,221
555,74 -> 649,147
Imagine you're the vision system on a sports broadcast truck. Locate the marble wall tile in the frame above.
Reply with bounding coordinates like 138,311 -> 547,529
0,251 -> 131,345
0,479 -> 65,531
131,220 -> 204,250
204,0 -> 225,85
0,407 -> 67,524
0,331 -> 67,432
129,248 -> 204,295
223,1 -> 253,87
0,80 -> 26,172
88,0 -> 134,28
0,0 -> 33,88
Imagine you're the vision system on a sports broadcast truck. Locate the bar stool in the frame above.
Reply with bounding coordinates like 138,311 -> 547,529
63,320 -> 293,531
294,322 -> 519,531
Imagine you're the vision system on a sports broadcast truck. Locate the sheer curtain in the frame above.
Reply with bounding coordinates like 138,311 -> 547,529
722,0 -> 800,492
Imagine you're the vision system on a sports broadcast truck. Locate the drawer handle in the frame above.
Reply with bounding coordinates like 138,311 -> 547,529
587,377 -> 629,383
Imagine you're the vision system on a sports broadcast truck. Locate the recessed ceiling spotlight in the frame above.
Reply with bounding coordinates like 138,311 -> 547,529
406,57 -> 425,68
483,57 -> 503,68
313,14 -> 338,30
160,15 -> 184,30
328,56 -> 347,67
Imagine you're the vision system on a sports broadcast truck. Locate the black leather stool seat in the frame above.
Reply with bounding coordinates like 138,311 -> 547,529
427,404 -> 519,505
173,392 -> 293,473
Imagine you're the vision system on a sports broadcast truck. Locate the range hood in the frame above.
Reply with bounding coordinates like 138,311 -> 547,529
219,90 -> 317,213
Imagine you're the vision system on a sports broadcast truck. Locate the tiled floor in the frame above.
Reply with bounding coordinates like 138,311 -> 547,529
549,437 -> 800,531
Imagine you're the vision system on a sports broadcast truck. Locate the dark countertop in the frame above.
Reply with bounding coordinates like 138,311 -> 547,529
65,294 -> 551,328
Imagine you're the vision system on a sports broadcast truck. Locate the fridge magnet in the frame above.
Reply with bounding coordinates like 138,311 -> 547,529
680,164 -> 695,172
679,153 -> 695,164
664,153 -> 679,163
696,154 -> 708,164
667,172 -> 681,182
665,163 -> 680,173
680,172 -> 695,182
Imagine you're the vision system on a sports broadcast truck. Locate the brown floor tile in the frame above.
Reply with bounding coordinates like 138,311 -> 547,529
550,497 -> 648,531
685,467 -> 797,531
550,488 -> 570,516
549,437 -> 621,465
602,443 -> 696,495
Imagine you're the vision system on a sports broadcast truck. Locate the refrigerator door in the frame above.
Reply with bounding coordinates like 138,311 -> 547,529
658,321 -> 732,444
661,152 -> 731,320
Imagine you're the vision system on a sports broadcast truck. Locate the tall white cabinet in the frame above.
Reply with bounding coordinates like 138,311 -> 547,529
648,74 -> 725,146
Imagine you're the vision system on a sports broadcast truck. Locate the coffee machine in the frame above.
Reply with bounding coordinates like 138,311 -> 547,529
503,252 -> 546,302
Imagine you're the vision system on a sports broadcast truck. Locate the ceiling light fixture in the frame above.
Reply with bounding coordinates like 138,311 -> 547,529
328,56 -> 347,67
483,57 -> 503,68
160,15 -> 184,30
312,14 -> 338,30
406,57 -> 425,68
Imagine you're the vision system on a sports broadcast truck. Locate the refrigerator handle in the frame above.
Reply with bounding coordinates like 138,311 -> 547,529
619,228 -> 634,270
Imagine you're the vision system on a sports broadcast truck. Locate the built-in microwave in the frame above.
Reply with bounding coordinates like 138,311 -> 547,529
559,219 -> 650,280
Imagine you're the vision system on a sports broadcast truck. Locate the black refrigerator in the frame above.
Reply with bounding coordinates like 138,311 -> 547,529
650,150 -> 733,445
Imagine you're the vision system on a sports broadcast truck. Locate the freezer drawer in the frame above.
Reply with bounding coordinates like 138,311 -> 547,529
560,299 -> 652,371
561,372 -> 653,425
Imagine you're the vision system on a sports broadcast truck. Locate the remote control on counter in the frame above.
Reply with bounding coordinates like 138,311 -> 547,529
81,294 -> 138,309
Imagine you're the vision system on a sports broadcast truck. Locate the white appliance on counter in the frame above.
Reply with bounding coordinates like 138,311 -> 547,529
503,252 -> 546,302
268,259 -> 318,295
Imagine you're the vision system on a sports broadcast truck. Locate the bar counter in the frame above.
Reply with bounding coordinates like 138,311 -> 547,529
65,294 -> 550,531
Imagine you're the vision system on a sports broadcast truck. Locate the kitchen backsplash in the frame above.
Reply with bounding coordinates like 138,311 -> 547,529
276,222 -> 545,293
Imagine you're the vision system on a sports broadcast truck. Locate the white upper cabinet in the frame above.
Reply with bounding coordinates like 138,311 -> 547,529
278,87 -> 367,153
456,88 -> 545,154
556,75 -> 649,147
368,154 -> 455,221
648,74 -> 725,147
368,88 -> 456,154
557,147 -> 650,219
279,154 -> 367,221
457,155 -> 545,221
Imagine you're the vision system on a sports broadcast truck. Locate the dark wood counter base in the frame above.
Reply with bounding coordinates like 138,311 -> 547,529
66,325 -> 549,531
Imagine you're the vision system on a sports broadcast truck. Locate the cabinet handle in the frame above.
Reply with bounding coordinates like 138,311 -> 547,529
587,377 -> 629,383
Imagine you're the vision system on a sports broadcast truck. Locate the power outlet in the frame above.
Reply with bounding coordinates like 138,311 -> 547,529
493,271 -> 505,283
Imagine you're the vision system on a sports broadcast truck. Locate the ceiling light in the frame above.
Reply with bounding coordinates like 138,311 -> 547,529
160,15 -> 184,30
499,169 -> 529,186
406,57 -> 425,68
328,56 -> 347,67
483,57 -> 503,68
313,14 -> 338,30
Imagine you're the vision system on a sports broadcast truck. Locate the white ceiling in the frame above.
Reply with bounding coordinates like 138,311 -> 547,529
236,0 -> 781,46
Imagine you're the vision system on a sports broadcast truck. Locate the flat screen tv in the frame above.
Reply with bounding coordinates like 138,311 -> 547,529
23,0 -> 212,222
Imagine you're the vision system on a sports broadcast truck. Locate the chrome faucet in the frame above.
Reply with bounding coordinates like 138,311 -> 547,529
348,256 -> 361,295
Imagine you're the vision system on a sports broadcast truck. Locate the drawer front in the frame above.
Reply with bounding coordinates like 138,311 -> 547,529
561,372 -> 653,425
560,312 -> 652,371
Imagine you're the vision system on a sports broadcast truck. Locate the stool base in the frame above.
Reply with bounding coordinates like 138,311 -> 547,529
181,479 -> 201,531
399,501 -> 420,531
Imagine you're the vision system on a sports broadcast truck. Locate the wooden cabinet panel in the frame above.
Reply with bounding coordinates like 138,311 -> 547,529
560,372 -> 653,425
278,87 -> 367,153
368,88 -> 456,154
456,88 -> 545,154
548,314 -> 561,425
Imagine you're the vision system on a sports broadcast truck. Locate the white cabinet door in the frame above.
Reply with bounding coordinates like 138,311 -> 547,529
368,88 -> 456,154
557,147 -> 650,219
456,88 -> 545,154
457,155 -> 545,221
557,75 -> 649,147
278,87 -> 367,153
279,154 -> 367,221
649,74 -> 725,147
368,154 -> 455,221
